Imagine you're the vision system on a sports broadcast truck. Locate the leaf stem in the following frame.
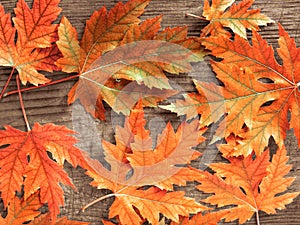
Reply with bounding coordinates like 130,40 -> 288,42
185,13 -> 207,21
0,68 -> 16,99
4,74 -> 80,97
82,193 -> 117,212
16,75 -> 31,131
256,211 -> 260,225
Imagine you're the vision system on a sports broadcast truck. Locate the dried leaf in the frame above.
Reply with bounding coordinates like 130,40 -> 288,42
164,24 -> 300,156
201,0 -> 273,38
109,187 -> 206,225
84,102 -> 208,225
196,147 -> 299,224
0,190 -> 90,224
29,214 -> 90,225
0,123 -> 92,220
0,0 -> 62,86
56,0 -> 205,120
0,192 -> 42,224
101,220 -> 116,225
170,211 -> 229,225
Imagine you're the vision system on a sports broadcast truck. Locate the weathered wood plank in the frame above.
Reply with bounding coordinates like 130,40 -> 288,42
0,0 -> 299,224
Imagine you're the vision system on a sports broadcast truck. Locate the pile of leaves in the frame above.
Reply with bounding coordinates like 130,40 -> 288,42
0,0 -> 299,224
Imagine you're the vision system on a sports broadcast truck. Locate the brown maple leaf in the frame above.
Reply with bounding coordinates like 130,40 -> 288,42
0,123 -> 93,221
0,0 -> 62,88
200,0 -> 273,38
163,24 -> 300,156
196,146 -> 299,224
83,101 -> 208,225
56,0 -> 205,120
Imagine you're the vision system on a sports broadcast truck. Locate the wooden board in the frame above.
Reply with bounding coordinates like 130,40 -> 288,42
0,0 -> 299,224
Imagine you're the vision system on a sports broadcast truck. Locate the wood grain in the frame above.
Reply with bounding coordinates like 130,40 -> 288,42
0,0 -> 299,224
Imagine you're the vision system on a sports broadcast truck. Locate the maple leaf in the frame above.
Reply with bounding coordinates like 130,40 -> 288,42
0,191 -> 89,224
170,211 -> 229,225
201,0 -> 273,38
0,192 -> 42,224
83,101 -> 208,225
109,187 -> 208,225
0,0 -> 62,86
196,146 -> 299,224
56,0 -> 205,120
28,214 -> 90,225
101,220 -> 116,225
163,24 -> 300,156
0,123 -> 92,221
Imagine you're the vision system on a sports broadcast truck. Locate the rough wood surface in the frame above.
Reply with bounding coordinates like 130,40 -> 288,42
0,0 -> 299,224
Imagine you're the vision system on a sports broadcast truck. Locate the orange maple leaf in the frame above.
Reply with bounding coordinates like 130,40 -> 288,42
0,191 -> 89,224
0,192 -> 42,224
101,220 -> 116,225
170,211 -> 229,225
56,0 -> 205,120
83,101 -> 208,225
0,0 -> 62,87
101,211 -> 229,225
163,24 -> 300,156
201,0 -> 273,38
196,146 -> 299,224
28,214 -> 90,225
0,123 -> 92,221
